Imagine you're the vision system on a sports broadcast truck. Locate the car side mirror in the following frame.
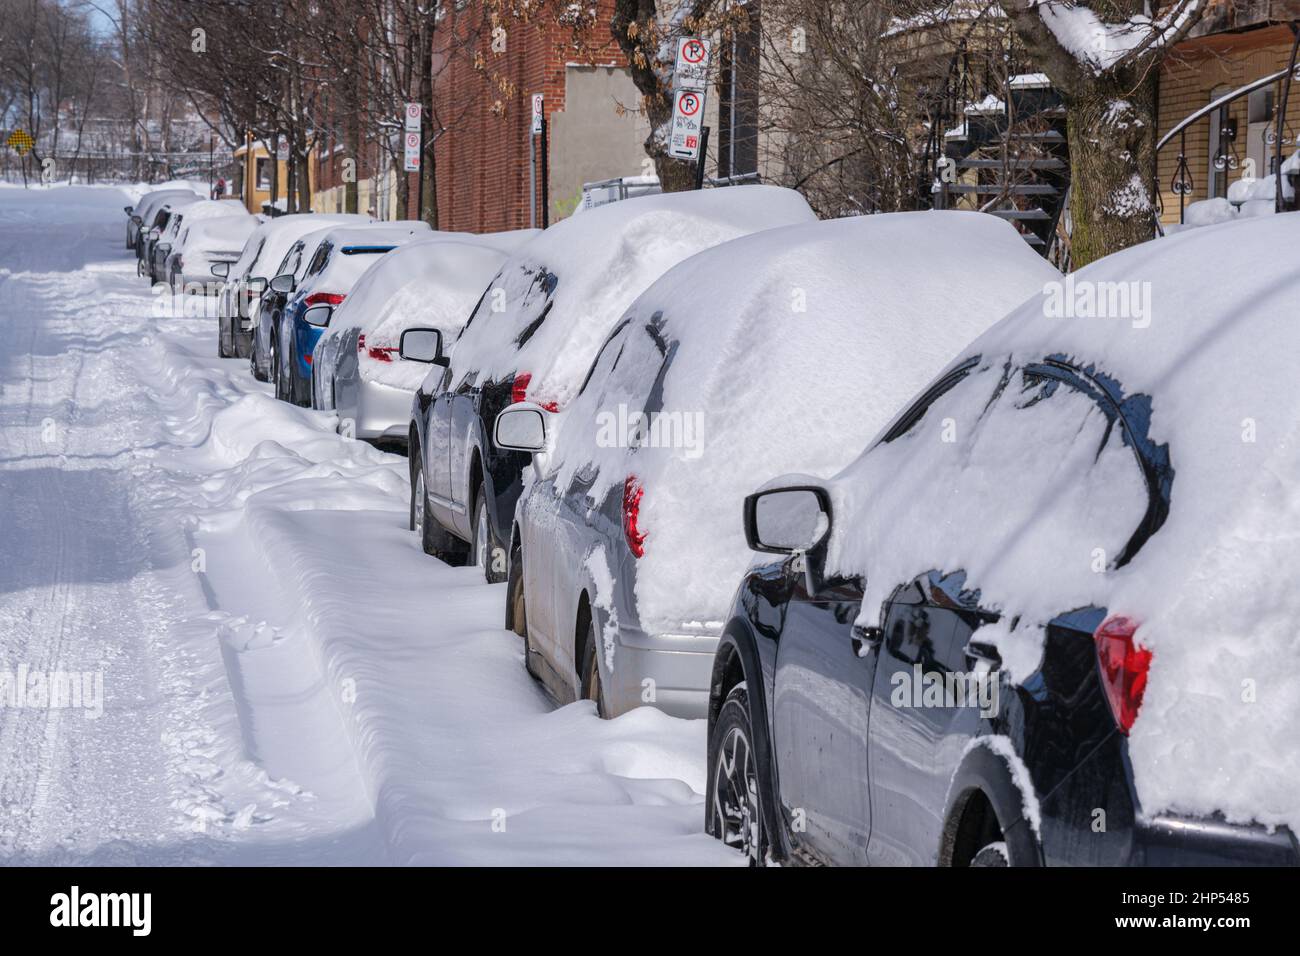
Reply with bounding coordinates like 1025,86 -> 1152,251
399,327 -> 447,366
124,205 -> 133,214
303,304 -> 332,328
210,262 -> 230,278
744,486 -> 832,554
269,273 -> 295,294
493,403 -> 548,453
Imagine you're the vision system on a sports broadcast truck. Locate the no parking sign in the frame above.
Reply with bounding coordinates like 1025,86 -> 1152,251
668,89 -> 705,160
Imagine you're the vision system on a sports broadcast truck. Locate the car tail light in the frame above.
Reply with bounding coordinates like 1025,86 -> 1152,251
1093,616 -> 1151,734
510,371 -> 559,411
365,338 -> 396,363
622,476 -> 645,558
305,292 -> 345,307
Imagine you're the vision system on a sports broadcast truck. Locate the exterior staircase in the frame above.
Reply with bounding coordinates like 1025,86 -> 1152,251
932,73 -> 1072,267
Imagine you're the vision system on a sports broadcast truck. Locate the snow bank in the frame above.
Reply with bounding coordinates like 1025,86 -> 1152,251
824,210 -> 1300,832
546,211 -> 1059,632
447,185 -> 817,410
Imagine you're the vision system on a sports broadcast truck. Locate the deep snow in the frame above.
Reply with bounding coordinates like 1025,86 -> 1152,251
0,186 -> 735,866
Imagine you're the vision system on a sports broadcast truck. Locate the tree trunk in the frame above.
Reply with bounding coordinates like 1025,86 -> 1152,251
417,18 -> 438,228
1064,75 -> 1158,267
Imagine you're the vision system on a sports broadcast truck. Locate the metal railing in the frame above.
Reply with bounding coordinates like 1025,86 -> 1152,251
1157,23 -> 1300,224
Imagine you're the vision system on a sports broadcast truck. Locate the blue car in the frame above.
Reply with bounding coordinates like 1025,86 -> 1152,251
269,223 -> 432,406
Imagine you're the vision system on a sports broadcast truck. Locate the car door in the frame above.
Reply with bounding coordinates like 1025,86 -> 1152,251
772,572 -> 873,865
866,572 -> 993,865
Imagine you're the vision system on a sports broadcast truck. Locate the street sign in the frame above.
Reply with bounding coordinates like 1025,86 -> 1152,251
531,93 -> 544,136
6,128 -> 34,155
404,102 -> 422,132
668,89 -> 705,160
403,130 -> 421,172
673,37 -> 711,92
275,136 -> 289,162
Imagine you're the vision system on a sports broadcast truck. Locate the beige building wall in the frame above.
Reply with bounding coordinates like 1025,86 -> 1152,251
547,65 -> 657,220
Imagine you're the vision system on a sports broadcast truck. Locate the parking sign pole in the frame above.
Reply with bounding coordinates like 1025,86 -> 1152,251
695,126 -> 710,190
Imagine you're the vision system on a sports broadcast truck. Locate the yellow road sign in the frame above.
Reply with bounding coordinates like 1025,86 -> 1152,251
7,129 -> 35,155
7,129 -> 35,154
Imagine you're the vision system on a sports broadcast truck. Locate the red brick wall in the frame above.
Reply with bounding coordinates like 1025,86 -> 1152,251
428,1 -> 626,232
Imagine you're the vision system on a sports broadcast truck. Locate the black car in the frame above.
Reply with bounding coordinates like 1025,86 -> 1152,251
705,215 -> 1300,867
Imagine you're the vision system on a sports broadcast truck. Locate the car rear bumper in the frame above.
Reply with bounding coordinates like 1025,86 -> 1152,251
1128,814 -> 1300,866
356,378 -> 415,441
602,622 -> 720,720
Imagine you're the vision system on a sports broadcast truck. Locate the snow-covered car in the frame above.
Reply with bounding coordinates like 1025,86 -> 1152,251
137,194 -> 201,276
167,214 -> 259,294
703,211 -> 1300,866
270,222 -> 432,406
150,199 -> 248,286
408,185 -> 817,581
216,213 -> 373,359
493,211 -> 1059,720
125,186 -> 199,251
314,229 -> 538,443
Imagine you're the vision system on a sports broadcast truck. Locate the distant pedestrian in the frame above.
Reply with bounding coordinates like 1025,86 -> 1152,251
212,177 -> 226,199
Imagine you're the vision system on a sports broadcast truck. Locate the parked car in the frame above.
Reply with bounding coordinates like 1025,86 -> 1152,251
702,211 -> 1300,866
148,199 -> 247,286
270,222 -> 432,406
167,214 -> 258,294
492,212 -> 1058,720
125,187 -> 198,251
316,230 -> 538,443
136,194 -> 201,274
217,213 -> 372,359
408,185 -> 816,581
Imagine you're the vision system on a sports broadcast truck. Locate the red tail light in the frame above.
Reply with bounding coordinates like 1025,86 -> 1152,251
356,334 -> 395,362
622,476 -> 645,558
512,372 -> 532,405
510,372 -> 558,411
1094,616 -> 1152,734
305,292 -> 345,307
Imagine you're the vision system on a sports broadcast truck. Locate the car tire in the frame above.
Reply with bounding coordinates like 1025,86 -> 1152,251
411,455 -> 468,565
272,337 -> 289,402
471,483 -> 505,584
971,843 -> 1009,867
706,683 -> 768,865
579,616 -> 607,718
218,317 -> 232,358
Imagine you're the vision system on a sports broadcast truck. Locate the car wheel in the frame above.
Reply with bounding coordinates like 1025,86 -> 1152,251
276,339 -> 293,403
412,456 -> 468,565
218,316 -> 232,358
472,483 -> 506,584
706,683 -> 767,865
251,341 -> 268,382
971,842 -> 1009,867
579,616 -> 607,718
507,544 -> 538,677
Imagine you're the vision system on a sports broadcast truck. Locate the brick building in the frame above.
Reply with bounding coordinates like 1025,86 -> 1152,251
428,1 -> 651,232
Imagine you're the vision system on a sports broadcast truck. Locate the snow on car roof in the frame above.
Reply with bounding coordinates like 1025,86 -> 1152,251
447,184 -> 818,407
823,210 -> 1300,834
182,214 -> 259,255
296,222 -> 434,291
546,210 -> 1059,633
229,213 -> 373,281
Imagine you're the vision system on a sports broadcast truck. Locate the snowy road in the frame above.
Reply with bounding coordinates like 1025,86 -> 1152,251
0,186 -> 734,866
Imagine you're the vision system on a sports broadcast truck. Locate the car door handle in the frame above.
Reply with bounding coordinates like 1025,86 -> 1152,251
850,625 -> 883,658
